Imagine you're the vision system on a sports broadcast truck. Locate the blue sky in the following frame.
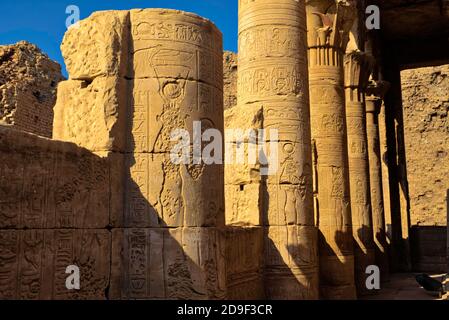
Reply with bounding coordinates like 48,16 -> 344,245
0,0 -> 238,77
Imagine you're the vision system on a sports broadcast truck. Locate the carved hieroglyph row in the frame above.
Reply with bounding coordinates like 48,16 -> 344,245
110,227 -> 226,300
0,229 -> 110,300
307,0 -> 357,299
236,0 -> 318,300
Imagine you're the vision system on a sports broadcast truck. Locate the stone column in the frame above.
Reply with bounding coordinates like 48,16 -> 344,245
238,0 -> 318,299
378,100 -> 393,244
344,51 -> 376,295
365,80 -> 390,281
306,0 -> 357,299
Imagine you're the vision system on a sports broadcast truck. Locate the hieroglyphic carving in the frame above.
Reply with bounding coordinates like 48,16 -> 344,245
111,228 -> 226,300
307,0 -> 357,299
237,0 -> 318,299
0,229 -> 110,300
344,50 -> 376,295
124,153 -> 224,228
225,227 -> 264,299
238,65 -> 306,103
109,9 -> 227,300
264,226 -> 318,299
0,126 -> 110,229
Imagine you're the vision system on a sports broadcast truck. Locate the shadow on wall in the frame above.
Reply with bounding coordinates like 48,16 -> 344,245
260,152 -> 319,300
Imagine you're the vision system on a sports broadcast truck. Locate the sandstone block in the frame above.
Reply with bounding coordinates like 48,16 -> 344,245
119,153 -> 224,228
223,51 -> 238,110
0,41 -> 64,138
0,126 -> 110,229
225,184 -> 262,225
264,225 -> 319,300
225,227 -> 264,299
129,9 -> 223,88
111,227 -> 226,300
128,78 -> 223,153
62,10 -> 130,79
225,142 -> 262,185
224,103 -> 263,141
0,229 -> 110,300
53,77 -> 127,153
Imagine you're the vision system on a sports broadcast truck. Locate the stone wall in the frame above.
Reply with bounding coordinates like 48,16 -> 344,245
0,41 -> 64,138
401,64 -> 449,226
0,125 -> 111,299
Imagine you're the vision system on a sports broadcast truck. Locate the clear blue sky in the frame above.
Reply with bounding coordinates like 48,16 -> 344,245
0,0 -> 238,77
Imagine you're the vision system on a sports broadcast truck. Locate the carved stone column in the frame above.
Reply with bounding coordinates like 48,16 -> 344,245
306,0 -> 357,299
238,0 -> 318,299
55,9 -> 227,300
344,51 -> 376,295
365,80 -> 390,282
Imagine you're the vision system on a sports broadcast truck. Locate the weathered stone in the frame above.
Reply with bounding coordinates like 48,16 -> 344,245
307,0 -> 357,299
122,153 -> 225,228
225,227 -> 264,299
223,51 -> 238,110
0,41 -> 64,138
401,65 -> 449,227
224,103 -> 263,142
110,227 -> 226,300
0,229 -> 110,300
53,77 -> 127,153
225,184 -> 262,226
62,10 -> 130,79
0,125 -> 110,229
264,225 -> 319,300
129,9 -> 223,88
128,78 -> 223,154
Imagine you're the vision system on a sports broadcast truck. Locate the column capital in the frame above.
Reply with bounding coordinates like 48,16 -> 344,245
344,50 -> 375,91
306,0 -> 357,52
366,80 -> 390,113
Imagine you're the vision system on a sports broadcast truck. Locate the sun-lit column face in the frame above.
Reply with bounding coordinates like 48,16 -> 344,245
306,0 -> 358,299
235,0 -> 319,300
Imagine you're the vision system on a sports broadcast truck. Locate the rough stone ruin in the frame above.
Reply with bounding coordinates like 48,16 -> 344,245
0,0 -> 448,300
0,41 -> 65,138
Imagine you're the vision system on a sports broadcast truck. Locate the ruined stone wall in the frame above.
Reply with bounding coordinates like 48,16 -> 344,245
0,41 -> 64,138
401,64 -> 449,226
